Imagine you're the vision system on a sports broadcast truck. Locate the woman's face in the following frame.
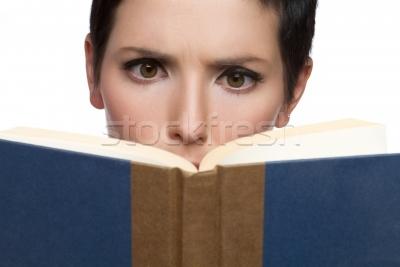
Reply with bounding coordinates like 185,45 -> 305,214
85,0 -> 311,168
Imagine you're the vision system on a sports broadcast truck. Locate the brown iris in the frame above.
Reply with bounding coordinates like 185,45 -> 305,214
140,63 -> 158,78
227,73 -> 245,88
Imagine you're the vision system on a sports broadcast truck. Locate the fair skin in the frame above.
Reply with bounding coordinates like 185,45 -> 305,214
85,0 -> 313,169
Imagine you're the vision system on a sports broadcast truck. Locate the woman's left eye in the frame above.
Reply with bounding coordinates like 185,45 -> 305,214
123,58 -> 167,83
217,68 -> 264,93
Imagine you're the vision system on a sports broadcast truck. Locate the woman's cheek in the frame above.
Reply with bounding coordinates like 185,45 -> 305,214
210,85 -> 283,142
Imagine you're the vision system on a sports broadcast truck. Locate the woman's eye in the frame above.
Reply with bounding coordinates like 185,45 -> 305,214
123,59 -> 166,82
139,63 -> 158,78
218,68 -> 264,92
226,73 -> 251,88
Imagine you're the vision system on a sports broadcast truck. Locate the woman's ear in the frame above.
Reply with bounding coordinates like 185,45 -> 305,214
84,33 -> 104,110
275,57 -> 313,128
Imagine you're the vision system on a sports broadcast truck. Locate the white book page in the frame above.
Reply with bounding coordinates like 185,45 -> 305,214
219,125 -> 386,166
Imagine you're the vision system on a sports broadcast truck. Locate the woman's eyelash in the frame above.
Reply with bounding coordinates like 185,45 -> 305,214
122,58 -> 164,72
220,66 -> 264,83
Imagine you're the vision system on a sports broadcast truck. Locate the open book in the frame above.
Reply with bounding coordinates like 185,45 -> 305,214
2,118 -> 400,267
0,118 -> 387,173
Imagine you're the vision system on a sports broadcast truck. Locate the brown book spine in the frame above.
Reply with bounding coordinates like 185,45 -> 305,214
131,163 -> 183,267
131,162 -> 265,267
181,164 -> 265,267
218,164 -> 265,267
181,168 -> 221,266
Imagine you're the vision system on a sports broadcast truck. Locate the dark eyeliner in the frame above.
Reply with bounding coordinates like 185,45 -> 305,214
122,57 -> 164,71
221,66 -> 265,83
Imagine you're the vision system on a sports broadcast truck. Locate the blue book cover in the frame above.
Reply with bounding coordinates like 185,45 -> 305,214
263,153 -> 400,266
0,139 -> 132,267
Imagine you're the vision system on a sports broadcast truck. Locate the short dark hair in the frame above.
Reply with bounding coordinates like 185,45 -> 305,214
89,0 -> 317,103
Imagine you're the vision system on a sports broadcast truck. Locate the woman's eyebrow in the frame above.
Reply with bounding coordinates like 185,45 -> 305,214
118,46 -> 174,64
117,46 -> 270,69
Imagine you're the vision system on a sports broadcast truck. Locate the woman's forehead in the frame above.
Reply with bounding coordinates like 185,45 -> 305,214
107,0 -> 281,66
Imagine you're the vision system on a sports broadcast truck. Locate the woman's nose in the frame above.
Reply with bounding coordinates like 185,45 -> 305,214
168,112 -> 208,145
166,78 -> 209,146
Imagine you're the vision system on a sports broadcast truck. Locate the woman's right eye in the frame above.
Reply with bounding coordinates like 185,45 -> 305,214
123,58 -> 167,84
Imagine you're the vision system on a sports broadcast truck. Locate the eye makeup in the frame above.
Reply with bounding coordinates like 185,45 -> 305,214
121,57 -> 265,94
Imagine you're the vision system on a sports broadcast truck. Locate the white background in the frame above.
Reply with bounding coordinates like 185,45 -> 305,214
0,0 -> 399,152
